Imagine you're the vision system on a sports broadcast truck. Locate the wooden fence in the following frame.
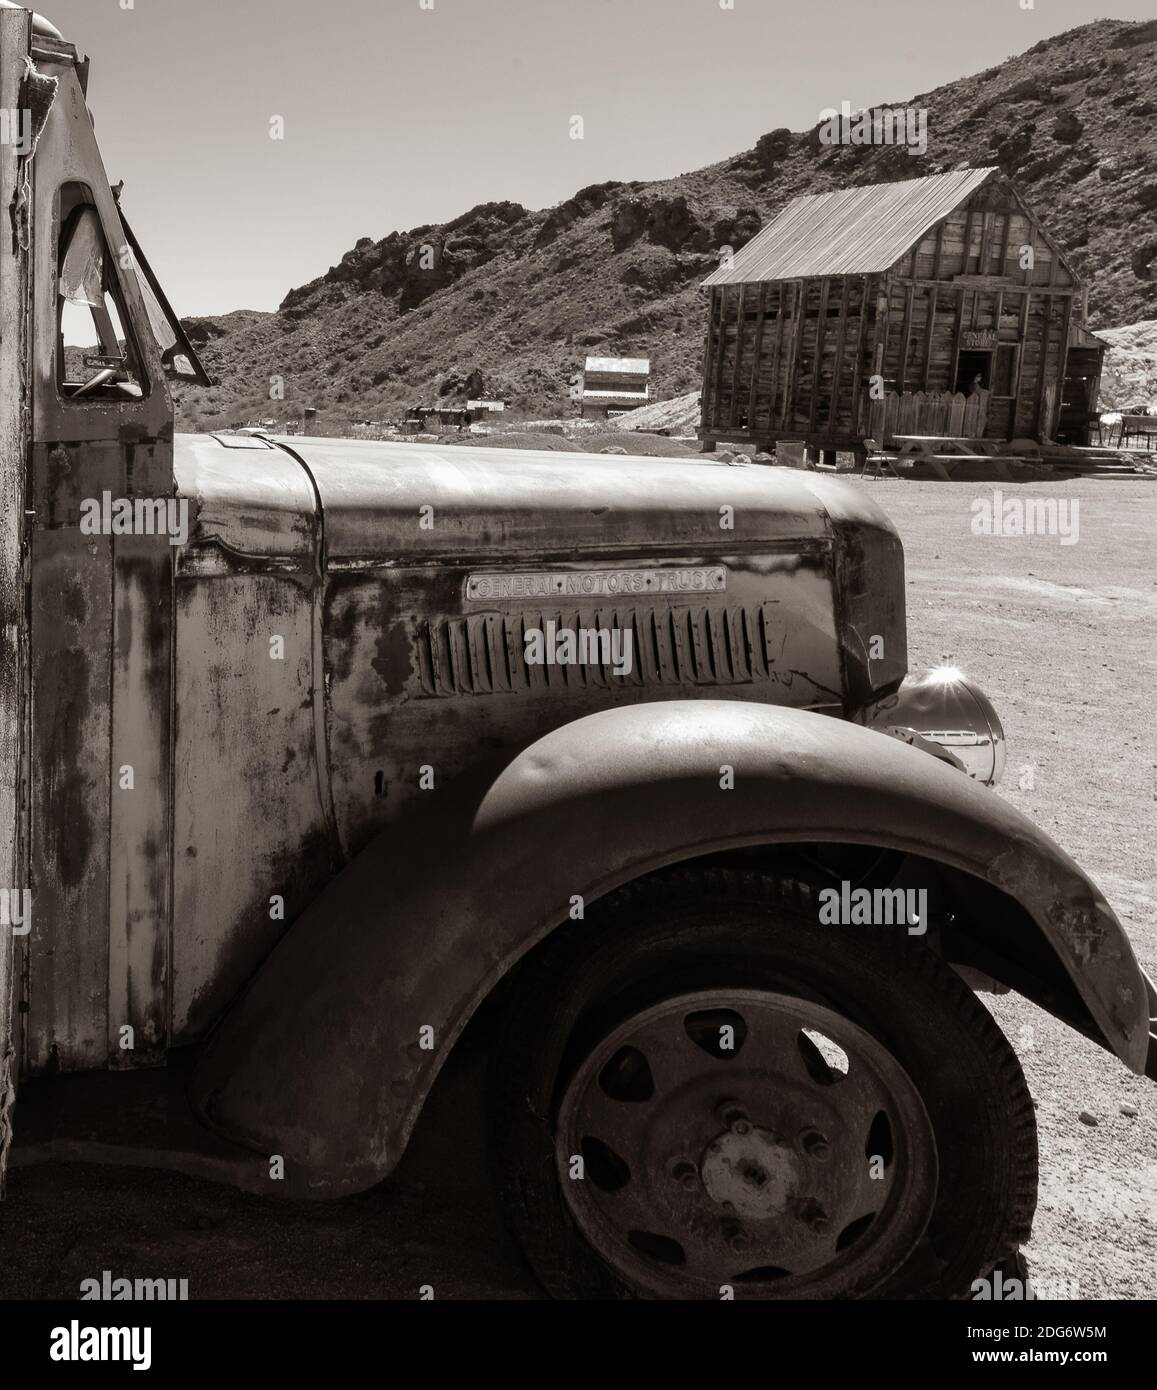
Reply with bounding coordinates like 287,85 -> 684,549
865,389 -> 989,443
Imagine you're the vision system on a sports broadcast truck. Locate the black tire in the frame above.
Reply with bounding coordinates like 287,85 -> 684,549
487,867 -> 1037,1300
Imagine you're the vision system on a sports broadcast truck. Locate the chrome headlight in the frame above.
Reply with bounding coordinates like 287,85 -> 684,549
856,666 -> 1006,786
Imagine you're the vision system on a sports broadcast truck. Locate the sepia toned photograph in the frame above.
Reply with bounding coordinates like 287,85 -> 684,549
0,0 -> 1154,1362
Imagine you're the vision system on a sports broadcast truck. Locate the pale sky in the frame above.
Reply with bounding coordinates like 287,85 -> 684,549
42,0 -> 1156,317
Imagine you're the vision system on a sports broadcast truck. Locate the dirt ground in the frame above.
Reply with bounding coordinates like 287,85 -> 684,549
1,474 -> 1154,1301
884,474 -> 1157,1302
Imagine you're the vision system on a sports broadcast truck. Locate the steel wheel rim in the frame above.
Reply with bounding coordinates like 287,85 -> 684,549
555,988 -> 939,1299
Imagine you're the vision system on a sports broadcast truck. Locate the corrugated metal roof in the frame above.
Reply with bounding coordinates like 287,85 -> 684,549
702,168 -> 998,286
584,357 -> 650,374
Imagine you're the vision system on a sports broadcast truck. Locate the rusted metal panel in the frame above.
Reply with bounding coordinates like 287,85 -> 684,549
266,438 -> 833,563
191,699 -> 1151,1195
27,523 -> 112,1072
174,435 -> 316,562
25,421 -> 173,1076
170,435 -> 337,1041
170,571 -> 338,1040
108,535 -> 171,1066
322,552 -> 844,859
0,2 -> 33,1191
702,168 -> 997,286
414,601 -> 800,699
259,437 -> 883,862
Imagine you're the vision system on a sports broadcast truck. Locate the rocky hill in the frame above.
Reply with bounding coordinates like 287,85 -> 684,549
174,17 -> 1157,431
1098,320 -> 1157,408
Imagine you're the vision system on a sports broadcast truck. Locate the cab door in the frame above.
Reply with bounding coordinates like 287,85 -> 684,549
23,35 -> 177,1078
18,23 -> 204,1089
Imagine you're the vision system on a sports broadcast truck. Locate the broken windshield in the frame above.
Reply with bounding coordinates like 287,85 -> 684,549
114,198 -> 213,386
57,196 -> 145,400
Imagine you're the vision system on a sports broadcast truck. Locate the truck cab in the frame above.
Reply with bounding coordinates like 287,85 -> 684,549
0,4 -> 1152,1300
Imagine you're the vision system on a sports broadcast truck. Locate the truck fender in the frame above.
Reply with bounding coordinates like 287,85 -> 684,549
190,700 -> 1149,1195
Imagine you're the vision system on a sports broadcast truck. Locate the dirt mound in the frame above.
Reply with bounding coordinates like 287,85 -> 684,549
580,432 -> 698,457
610,390 -> 702,435
435,429 -> 697,458
439,431 -> 580,453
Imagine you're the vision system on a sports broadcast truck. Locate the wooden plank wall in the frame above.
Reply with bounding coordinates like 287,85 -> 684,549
890,195 -> 1073,288
882,185 -> 1073,440
703,276 -> 874,440
702,181 -> 1077,444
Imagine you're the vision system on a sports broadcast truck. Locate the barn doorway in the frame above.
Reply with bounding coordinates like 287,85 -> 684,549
955,349 -> 992,395
1058,347 -> 1104,446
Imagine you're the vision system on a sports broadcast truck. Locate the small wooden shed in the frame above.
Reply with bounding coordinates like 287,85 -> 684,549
699,168 -> 1105,459
581,356 -> 650,417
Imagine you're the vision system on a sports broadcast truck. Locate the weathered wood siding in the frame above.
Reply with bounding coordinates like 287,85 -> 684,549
888,184 -> 1073,287
701,179 -> 1077,447
702,277 -> 876,441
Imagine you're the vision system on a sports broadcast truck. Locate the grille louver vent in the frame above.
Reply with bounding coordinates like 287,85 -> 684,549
415,606 -> 784,698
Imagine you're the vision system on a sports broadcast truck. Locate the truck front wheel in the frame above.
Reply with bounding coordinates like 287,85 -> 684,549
487,868 -> 1037,1299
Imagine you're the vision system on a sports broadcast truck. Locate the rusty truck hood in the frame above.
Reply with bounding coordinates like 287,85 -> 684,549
173,433 -> 896,564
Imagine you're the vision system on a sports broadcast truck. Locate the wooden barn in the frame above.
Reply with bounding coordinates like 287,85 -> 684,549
698,168 -> 1106,462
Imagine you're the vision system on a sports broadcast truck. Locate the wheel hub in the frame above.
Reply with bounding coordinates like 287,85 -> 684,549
700,1125 -> 798,1220
556,988 -> 938,1299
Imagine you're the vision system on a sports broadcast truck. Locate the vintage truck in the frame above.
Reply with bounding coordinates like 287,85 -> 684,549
0,3 -> 1153,1301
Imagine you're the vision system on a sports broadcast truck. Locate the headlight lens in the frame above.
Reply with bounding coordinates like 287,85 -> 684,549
855,666 -> 1007,786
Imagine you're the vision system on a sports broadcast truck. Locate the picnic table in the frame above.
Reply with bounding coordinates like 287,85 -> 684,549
891,435 -> 1017,482
1111,414 -> 1157,450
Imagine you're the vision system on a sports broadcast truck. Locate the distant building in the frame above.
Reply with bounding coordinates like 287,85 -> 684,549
401,405 -> 437,433
698,168 -> 1106,460
466,399 -> 505,421
401,404 -> 481,432
580,357 -> 650,417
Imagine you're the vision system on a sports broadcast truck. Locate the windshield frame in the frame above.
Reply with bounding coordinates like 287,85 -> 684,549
113,197 -> 213,388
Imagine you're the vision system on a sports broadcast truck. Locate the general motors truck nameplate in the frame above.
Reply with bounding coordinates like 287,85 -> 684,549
465,567 -> 727,602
